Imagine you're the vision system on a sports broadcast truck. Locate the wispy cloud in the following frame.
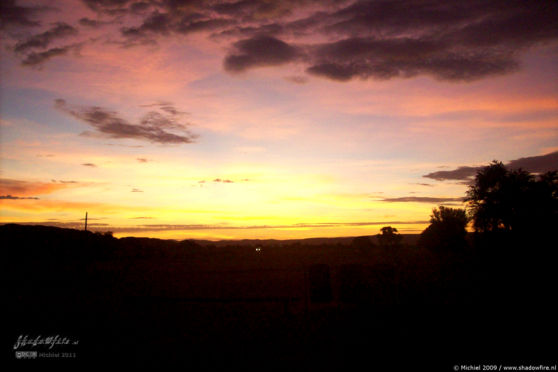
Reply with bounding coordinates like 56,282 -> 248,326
120,7 -> 235,41
139,102 -> 188,116
21,44 -> 81,66
82,163 -> 97,167
0,198 -> 146,214
51,179 -> 78,184
0,195 -> 39,200
0,221 -> 110,230
423,166 -> 480,181
57,220 -> 430,234
55,99 -> 198,144
284,76 -> 309,84
378,196 -> 464,203
198,178 -> 252,185
0,178 -> 71,196
0,219 -> 429,234
14,22 -> 78,53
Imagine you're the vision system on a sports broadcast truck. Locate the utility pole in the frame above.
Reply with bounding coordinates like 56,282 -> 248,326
84,211 -> 88,231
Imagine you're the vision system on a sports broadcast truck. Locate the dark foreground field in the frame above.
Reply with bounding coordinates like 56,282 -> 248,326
4,224 -> 556,369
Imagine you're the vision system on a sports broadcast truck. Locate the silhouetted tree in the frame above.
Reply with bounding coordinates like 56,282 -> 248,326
465,161 -> 558,235
464,163 -> 558,318
419,206 -> 468,251
377,226 -> 402,248
532,170 -> 558,232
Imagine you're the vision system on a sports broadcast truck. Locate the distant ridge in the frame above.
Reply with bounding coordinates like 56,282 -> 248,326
0,222 -> 421,246
191,235 -> 422,247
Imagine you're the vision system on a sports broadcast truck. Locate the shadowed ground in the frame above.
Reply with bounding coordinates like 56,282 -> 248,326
4,224 -> 556,369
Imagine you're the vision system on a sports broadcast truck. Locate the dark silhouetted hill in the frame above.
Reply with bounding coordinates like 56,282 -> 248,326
4,223 -> 556,369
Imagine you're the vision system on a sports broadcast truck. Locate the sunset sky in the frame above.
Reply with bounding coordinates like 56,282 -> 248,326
1,0 -> 557,240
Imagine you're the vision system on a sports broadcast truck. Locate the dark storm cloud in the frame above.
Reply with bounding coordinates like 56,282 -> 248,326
121,10 -> 173,36
79,17 -> 112,28
223,35 -> 302,72
82,0 -> 131,14
14,22 -> 78,53
213,23 -> 283,40
55,99 -> 197,144
379,196 -> 464,203
447,3 -> 558,49
115,35 -> 158,48
117,1 -> 335,46
306,37 -> 518,82
8,0 -> 558,80
423,151 -> 558,181
206,0 -> 298,20
82,0 -> 131,8
0,0 -> 51,29
130,1 -> 151,14
121,9 -> 234,42
79,17 -> 100,27
211,8 -> 332,40
321,0 -> 558,47
176,18 -> 234,34
217,0 -> 557,81
211,0 -> 256,16
507,151 -> 558,173
222,0 -> 345,20
12,21 -> 81,67
306,63 -> 355,82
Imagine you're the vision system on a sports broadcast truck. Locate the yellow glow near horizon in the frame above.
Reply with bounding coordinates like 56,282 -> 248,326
0,153 -> 462,240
